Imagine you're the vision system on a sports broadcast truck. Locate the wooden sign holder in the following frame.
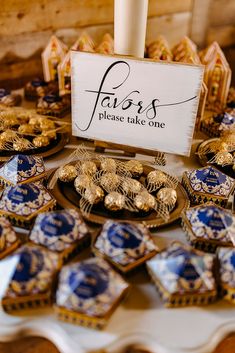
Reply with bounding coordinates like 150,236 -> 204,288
94,139 -> 165,161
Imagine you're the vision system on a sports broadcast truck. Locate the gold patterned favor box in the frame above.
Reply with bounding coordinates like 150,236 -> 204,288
182,166 -> 235,207
93,220 -> 158,273
147,243 -> 217,307
54,257 -> 129,329
2,244 -> 60,313
0,154 -> 46,187
0,182 -> 56,228
42,35 -> 67,82
182,203 -> 235,252
29,209 -> 90,264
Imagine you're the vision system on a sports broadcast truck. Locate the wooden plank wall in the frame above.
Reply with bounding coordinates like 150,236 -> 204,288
0,0 -> 234,88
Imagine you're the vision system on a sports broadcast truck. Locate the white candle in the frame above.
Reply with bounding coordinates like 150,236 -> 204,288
114,0 -> 148,58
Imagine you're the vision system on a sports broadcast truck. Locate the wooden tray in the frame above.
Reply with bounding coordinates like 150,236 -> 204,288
47,162 -> 190,228
0,132 -> 70,162
196,138 -> 235,178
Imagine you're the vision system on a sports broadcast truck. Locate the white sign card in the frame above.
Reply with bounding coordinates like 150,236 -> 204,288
71,51 -> 204,156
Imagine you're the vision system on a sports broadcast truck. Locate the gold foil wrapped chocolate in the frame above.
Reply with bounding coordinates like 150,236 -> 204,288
18,124 -> 35,135
41,130 -> 57,140
134,191 -> 156,212
3,116 -> 19,128
100,173 -> 120,192
80,161 -> 97,176
156,187 -> 177,211
104,192 -> 125,211
74,174 -> 92,192
125,160 -> 143,178
122,178 -> 143,195
147,170 -> 168,185
0,130 -> 18,142
58,165 -> 77,183
100,158 -> 117,173
146,169 -> 178,192
33,136 -> 50,148
84,185 -> 104,204
40,119 -> 55,131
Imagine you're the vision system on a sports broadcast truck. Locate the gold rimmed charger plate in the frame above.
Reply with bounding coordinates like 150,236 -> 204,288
48,161 -> 189,228
0,132 -> 69,162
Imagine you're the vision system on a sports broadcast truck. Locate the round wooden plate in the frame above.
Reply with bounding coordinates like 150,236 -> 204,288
197,138 -> 235,178
48,162 -> 190,228
0,132 -> 69,162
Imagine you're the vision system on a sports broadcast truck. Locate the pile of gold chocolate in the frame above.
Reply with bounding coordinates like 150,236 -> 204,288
0,107 -> 68,152
52,146 -> 179,221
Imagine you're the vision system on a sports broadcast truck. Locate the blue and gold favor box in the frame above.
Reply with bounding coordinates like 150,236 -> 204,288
0,154 -> 46,187
0,182 -> 56,228
0,216 -> 21,259
29,209 -> 90,263
2,244 -> 60,313
92,220 -> 158,273
182,166 -> 235,207
54,257 -> 129,329
182,203 -> 235,252
217,247 -> 235,303
146,243 -> 217,307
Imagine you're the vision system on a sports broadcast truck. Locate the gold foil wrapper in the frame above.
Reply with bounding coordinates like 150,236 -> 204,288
41,130 -> 57,140
0,130 -> 18,142
18,124 -> 35,135
157,187 -> 177,210
147,170 -> 168,185
3,117 -> 19,129
84,185 -> 104,204
40,119 -> 56,131
104,192 -> 125,211
122,178 -> 143,195
125,160 -> 143,178
100,158 -> 117,173
80,161 -> 97,176
134,191 -> 156,212
74,174 -> 92,192
58,165 -> 77,182
100,173 -> 120,191
33,136 -> 50,148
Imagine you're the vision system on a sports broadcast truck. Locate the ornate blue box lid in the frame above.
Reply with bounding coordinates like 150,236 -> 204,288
3,244 -> 59,298
147,243 -> 216,294
56,257 -> 129,317
30,209 -> 89,252
184,166 -> 234,198
0,182 -> 55,219
0,154 -> 45,186
94,220 -> 157,268
183,203 -> 235,244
